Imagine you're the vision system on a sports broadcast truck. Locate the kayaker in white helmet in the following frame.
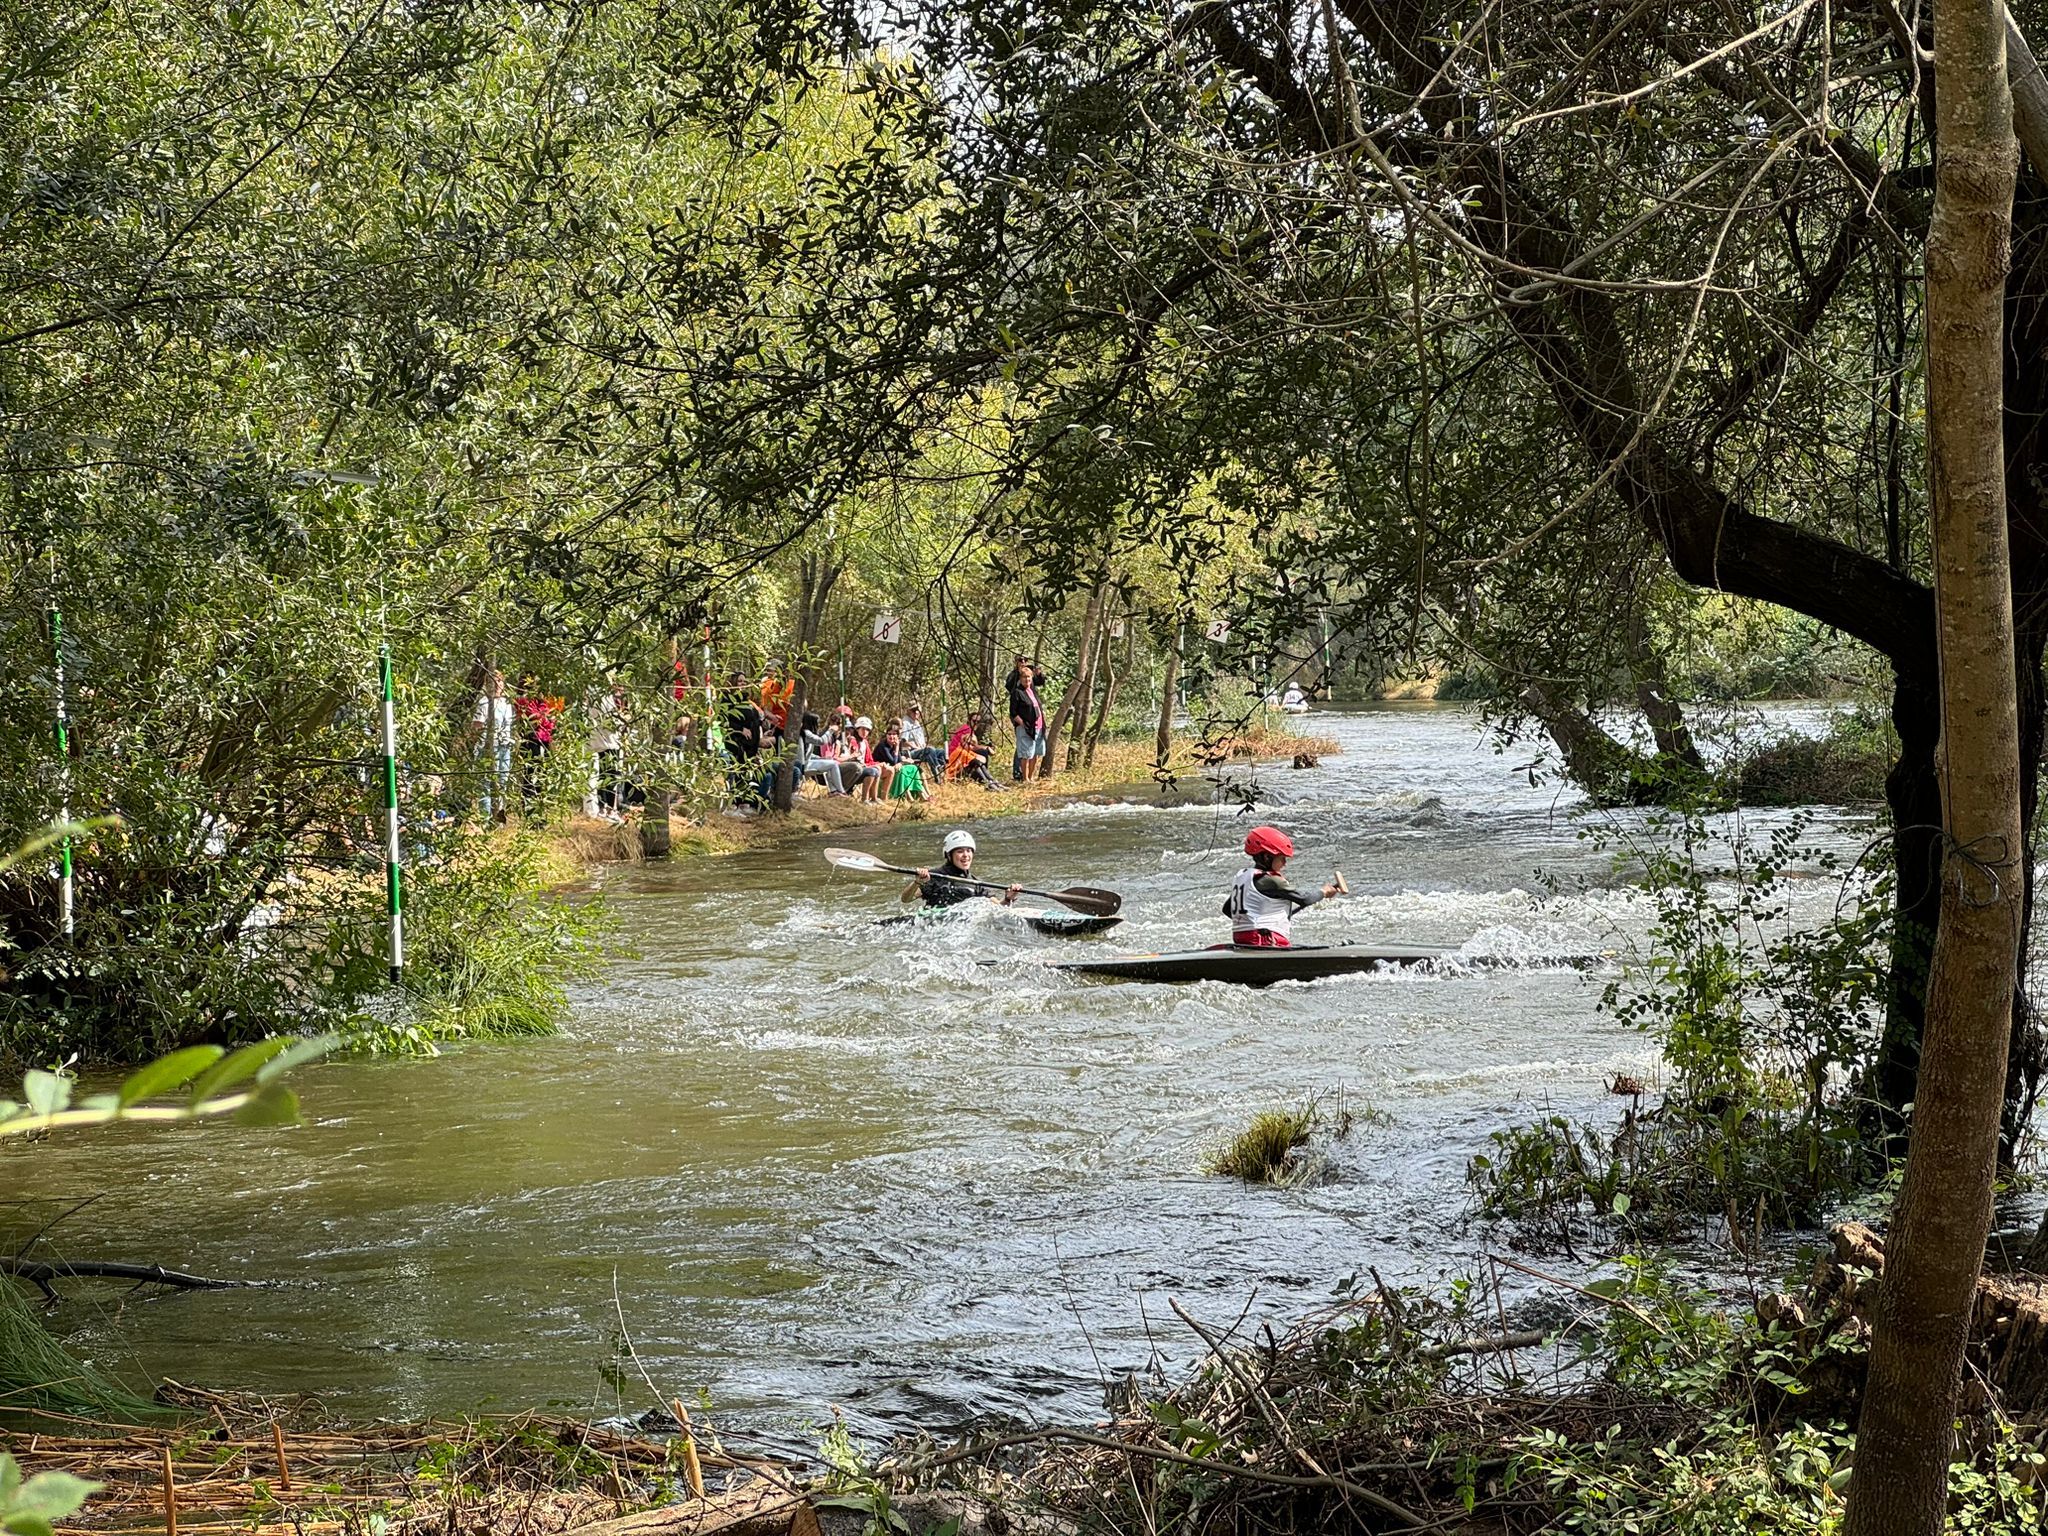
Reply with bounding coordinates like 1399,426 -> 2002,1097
912,830 -> 1023,908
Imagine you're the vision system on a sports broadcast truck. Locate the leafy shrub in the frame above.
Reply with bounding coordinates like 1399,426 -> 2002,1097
1736,707 -> 1894,806
1473,809 -> 1890,1238
336,828 -> 607,1054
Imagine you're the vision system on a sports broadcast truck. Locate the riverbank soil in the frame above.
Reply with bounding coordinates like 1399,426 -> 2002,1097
32,1226 -> 2048,1535
563,728 -> 1338,863
16,1389 -> 820,1536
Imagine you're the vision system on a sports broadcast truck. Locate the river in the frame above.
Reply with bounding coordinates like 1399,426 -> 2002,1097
18,703 -> 1870,1441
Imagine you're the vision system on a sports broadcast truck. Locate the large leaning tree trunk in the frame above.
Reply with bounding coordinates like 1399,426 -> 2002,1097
1188,0 -> 2041,1138
1843,4 -> 2022,1530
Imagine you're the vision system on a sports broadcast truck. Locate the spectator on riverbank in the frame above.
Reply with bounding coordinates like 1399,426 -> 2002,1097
1007,657 -> 1045,782
721,673 -> 771,806
897,702 -> 948,777
796,711 -> 848,795
516,676 -> 563,812
876,723 -> 930,800
472,669 -> 515,820
844,716 -> 884,802
585,682 -> 626,821
947,713 -> 1003,790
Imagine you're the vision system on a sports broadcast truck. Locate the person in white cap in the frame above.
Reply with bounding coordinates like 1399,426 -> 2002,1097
912,830 -> 1022,907
845,716 -> 883,801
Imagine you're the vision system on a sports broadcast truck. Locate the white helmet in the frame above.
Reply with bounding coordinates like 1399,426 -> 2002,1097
854,715 -> 873,730
942,830 -> 977,856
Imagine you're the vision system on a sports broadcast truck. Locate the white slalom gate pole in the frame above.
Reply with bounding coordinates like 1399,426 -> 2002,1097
50,605 -> 73,938
379,646 -> 404,983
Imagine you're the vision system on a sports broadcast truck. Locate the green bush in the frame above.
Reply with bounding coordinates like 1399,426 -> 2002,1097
1736,708 -> 1894,807
1473,809 -> 1890,1238
337,829 -> 607,1055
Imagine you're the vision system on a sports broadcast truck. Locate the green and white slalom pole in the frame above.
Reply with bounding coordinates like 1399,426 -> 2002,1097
49,604 -> 73,938
378,645 -> 404,984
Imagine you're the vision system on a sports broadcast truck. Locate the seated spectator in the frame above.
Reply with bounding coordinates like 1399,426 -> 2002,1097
797,711 -> 848,795
843,716 -> 884,801
946,713 -> 1004,790
898,702 -> 948,776
876,723 -> 930,801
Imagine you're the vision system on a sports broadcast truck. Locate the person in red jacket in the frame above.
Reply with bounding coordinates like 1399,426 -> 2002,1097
1223,826 -> 1344,947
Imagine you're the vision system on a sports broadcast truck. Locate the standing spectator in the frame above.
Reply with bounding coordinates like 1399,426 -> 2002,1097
720,672 -> 771,806
669,657 -> 696,749
1006,656 -> 1045,782
898,701 -> 948,777
516,675 -> 562,812
585,682 -> 626,820
473,669 -> 515,820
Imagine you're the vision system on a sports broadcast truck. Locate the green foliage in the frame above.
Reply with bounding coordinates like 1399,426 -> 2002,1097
0,1451 -> 99,1536
0,1034 -> 331,1137
1737,708 -> 1896,807
1472,809 -> 1890,1238
340,830 -> 606,1054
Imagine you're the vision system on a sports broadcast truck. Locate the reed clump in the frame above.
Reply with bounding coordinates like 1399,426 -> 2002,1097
1207,1105 -> 1317,1183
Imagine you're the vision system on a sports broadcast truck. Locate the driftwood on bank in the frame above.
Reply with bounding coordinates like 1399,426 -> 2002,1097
1773,1221 -> 2048,1420
5,1386 -> 828,1536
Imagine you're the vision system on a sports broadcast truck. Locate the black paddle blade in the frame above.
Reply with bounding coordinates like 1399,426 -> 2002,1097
1049,885 -> 1123,916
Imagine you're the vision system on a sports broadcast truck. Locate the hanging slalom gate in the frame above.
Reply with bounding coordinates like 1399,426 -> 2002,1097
379,646 -> 405,983
50,603 -> 73,938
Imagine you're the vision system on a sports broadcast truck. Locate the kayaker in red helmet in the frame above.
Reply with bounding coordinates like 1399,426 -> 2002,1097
1224,826 -> 1344,947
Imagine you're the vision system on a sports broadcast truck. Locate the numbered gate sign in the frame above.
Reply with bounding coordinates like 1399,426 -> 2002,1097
1205,618 -> 1232,643
1108,618 -> 1126,639
872,611 -> 903,645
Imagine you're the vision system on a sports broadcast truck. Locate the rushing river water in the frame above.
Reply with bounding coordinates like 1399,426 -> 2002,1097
19,703 -> 1873,1439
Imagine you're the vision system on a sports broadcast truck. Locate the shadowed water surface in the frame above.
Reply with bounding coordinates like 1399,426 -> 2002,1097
17,703 -> 1870,1437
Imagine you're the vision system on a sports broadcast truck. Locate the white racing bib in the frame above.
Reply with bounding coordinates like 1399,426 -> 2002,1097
1225,867 -> 1295,938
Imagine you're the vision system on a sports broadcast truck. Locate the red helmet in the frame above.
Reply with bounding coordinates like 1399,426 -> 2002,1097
1244,826 -> 1294,860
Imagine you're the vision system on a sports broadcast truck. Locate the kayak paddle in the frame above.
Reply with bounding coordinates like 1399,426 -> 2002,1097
823,846 -> 1123,916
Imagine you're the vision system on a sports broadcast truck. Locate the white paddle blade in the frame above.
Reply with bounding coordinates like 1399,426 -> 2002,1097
824,846 -> 891,872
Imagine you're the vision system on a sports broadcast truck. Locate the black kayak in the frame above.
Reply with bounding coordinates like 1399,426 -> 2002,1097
1050,942 -> 1456,985
878,905 -> 1125,938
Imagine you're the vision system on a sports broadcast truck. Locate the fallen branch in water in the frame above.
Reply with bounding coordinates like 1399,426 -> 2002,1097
0,1257 -> 259,1301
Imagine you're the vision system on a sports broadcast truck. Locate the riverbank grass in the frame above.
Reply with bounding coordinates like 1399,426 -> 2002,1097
562,724 -> 1340,862
1207,1104 -> 1318,1183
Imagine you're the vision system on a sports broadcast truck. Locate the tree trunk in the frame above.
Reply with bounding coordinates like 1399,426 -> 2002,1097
1062,610 -> 1107,772
639,639 -> 677,857
1155,622 -> 1182,777
772,554 -> 842,813
1515,682 -> 1661,805
1843,8 -> 2021,1530
1042,579 -> 1105,778
1624,609 -> 1703,771
1084,619 -> 1134,767
977,607 -> 999,720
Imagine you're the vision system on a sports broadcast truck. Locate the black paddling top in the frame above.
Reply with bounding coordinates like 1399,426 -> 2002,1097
922,866 -> 986,907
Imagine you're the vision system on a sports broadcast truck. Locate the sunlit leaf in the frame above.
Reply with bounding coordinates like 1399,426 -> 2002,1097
118,1046 -> 225,1107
